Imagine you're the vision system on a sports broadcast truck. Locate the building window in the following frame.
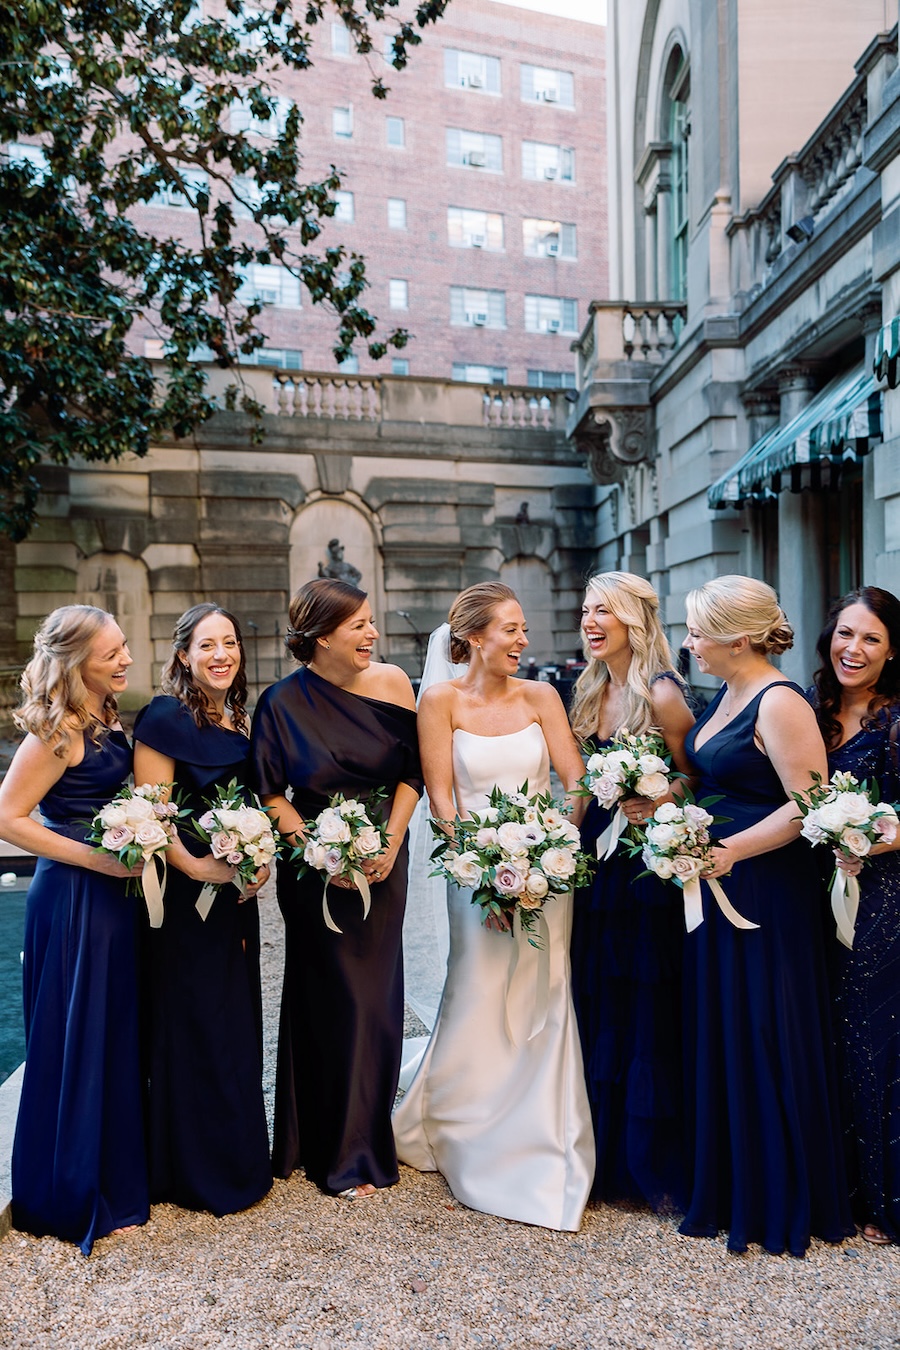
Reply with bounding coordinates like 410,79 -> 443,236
333,190 -> 354,223
231,96 -> 291,138
338,353 -> 359,374
447,207 -> 504,251
332,106 -> 353,139
391,357 -> 409,375
387,197 -> 407,229
331,22 -> 351,56
383,34 -> 397,62
522,219 -> 576,258
671,87 -> 689,302
527,369 -> 576,389
445,128 -> 503,172
522,141 -> 575,182
450,288 -> 506,328
444,49 -> 501,94
386,116 -> 405,148
239,263 -> 302,308
149,165 -> 209,208
389,279 -> 408,309
524,294 -> 577,334
242,347 -> 303,370
452,363 -> 507,384
520,64 -> 574,107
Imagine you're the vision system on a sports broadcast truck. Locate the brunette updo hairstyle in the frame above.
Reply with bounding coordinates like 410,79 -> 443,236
811,586 -> 900,748
285,578 -> 368,665
16,605 -> 120,756
161,603 -> 249,733
447,582 -> 518,663
686,575 -> 794,656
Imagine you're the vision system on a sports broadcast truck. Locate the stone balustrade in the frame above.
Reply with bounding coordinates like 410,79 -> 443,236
572,301 -> 687,387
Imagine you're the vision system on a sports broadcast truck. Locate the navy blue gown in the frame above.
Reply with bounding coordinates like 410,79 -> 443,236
11,730 -> 149,1255
679,682 -> 854,1255
251,667 -> 421,1195
815,701 -> 900,1241
133,697 -> 271,1216
572,738 -> 687,1211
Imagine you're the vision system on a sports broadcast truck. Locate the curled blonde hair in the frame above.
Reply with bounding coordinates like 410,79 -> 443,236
686,575 -> 793,655
570,571 -> 682,743
447,582 -> 518,663
15,605 -> 119,757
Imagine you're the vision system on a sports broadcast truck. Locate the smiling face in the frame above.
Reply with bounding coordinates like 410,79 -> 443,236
324,600 -> 379,674
581,588 -> 632,670
830,602 -> 894,699
183,612 -> 241,704
473,599 -> 529,675
80,620 -> 132,708
683,613 -> 729,679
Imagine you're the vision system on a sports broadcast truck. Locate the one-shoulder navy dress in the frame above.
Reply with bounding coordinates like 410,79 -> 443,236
133,696 -> 272,1216
679,682 -> 854,1256
251,667 -> 421,1194
11,730 -> 149,1255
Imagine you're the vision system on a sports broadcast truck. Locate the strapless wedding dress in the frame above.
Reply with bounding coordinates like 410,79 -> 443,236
393,722 -> 595,1230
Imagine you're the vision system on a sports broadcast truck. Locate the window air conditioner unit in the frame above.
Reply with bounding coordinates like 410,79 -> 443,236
543,165 -> 557,180
469,233 -> 486,248
471,312 -> 488,326
546,318 -> 561,333
542,88 -> 559,102
466,150 -> 486,167
466,73 -> 484,88
546,238 -> 560,256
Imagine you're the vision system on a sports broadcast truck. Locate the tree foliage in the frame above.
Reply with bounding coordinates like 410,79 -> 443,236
0,0 -> 450,539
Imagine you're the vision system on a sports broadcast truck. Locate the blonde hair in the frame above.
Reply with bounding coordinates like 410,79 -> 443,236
447,582 -> 518,663
686,575 -> 793,655
570,571 -> 682,743
15,605 -> 120,757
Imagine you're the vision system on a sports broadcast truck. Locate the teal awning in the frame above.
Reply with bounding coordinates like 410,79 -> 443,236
874,316 -> 900,388
708,367 -> 882,510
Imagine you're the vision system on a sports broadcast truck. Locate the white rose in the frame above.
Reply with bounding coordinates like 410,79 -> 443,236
553,821 -> 581,847
475,826 -> 499,849
540,847 -> 577,880
800,819 -> 827,845
585,753 -> 606,774
323,847 -> 343,876
124,795 -> 156,822
653,801 -> 682,824
834,792 -> 874,827
638,753 -> 668,775
354,825 -> 383,856
317,810 -> 352,844
648,854 -> 675,880
452,851 -> 484,888
234,807 -> 268,842
99,802 -> 129,829
646,822 -> 677,849
134,820 -> 169,858
840,827 -> 871,858
304,840 -> 328,869
635,772 -> 669,800
606,750 -> 637,773
212,807 -> 241,831
478,807 -> 499,824
816,800 -> 848,834
497,821 -> 529,851
524,870 -> 549,900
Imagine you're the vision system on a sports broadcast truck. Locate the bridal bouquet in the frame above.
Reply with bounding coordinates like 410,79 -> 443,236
430,783 -> 593,948
580,729 -> 675,859
631,794 -> 758,934
293,789 -> 389,934
192,779 -> 281,919
793,770 -> 899,948
89,783 -> 183,926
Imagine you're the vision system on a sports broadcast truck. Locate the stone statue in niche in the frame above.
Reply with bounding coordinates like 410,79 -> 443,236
317,538 -> 362,587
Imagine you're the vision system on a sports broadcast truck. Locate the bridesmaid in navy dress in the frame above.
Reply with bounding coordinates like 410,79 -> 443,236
133,603 -> 272,1216
569,572 -> 694,1210
0,606 -> 148,1254
680,575 -> 853,1256
252,578 -> 421,1199
808,586 -> 900,1245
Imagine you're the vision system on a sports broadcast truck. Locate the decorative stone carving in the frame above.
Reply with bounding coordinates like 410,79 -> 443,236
575,407 -> 651,486
317,538 -> 362,587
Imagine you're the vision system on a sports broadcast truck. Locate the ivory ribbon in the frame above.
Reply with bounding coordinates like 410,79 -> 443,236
196,875 -> 252,921
830,870 -> 859,950
596,806 -> 627,861
142,854 -> 166,929
323,869 -> 372,934
503,908 -> 550,1047
681,875 -> 759,933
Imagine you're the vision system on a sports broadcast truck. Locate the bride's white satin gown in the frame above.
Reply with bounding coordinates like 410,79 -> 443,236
393,722 -> 595,1230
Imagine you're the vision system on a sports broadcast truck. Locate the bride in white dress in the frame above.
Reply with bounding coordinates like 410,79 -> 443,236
393,583 -> 595,1231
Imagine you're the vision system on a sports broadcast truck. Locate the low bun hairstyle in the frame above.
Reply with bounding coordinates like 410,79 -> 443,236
686,575 -> 793,656
285,578 -> 368,664
447,582 -> 518,663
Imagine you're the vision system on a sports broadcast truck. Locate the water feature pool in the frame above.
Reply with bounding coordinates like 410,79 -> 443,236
0,872 -> 28,1086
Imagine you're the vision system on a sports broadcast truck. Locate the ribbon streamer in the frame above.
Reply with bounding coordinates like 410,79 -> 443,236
681,874 -> 759,933
323,869 -> 372,934
142,854 -> 166,929
830,869 -> 859,950
195,882 -> 217,921
595,806 -> 627,861
503,908 -> 550,1047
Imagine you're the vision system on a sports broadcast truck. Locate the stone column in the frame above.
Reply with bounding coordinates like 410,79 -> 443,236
775,367 -> 823,684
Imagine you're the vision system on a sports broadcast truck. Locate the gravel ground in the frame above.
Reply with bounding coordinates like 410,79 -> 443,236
1,883 -> 898,1349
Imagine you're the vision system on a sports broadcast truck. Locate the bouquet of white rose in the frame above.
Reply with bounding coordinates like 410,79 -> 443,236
192,778 -> 281,920
580,728 -> 675,860
293,789 -> 390,934
632,794 -> 758,934
430,782 -> 593,948
793,770 -> 899,948
89,782 -> 183,926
